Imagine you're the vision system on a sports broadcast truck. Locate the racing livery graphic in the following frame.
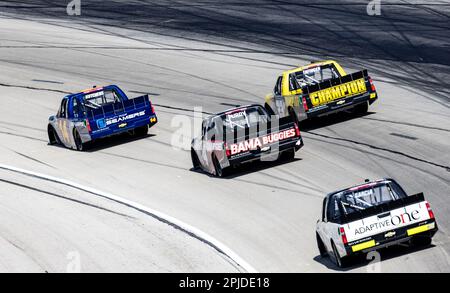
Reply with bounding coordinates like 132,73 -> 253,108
316,179 -> 438,268
191,104 -> 303,177
47,85 -> 158,151
264,60 -> 378,123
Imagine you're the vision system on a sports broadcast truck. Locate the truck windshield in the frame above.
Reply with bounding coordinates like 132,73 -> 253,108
82,89 -> 122,109
329,181 -> 408,220
289,64 -> 340,90
218,107 -> 268,131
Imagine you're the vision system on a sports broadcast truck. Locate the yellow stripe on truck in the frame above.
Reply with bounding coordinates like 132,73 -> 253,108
310,78 -> 367,107
407,223 -> 435,236
351,240 -> 376,252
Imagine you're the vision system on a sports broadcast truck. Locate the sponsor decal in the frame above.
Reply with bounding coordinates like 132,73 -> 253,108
105,110 -> 146,126
229,128 -> 296,155
85,91 -> 104,99
118,123 -> 127,128
97,118 -> 106,129
384,231 -> 396,238
309,78 -> 367,107
150,117 -> 157,123
354,210 -> 421,236
303,66 -> 320,75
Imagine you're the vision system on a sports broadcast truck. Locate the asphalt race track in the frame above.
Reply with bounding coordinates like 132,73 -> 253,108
0,0 -> 449,272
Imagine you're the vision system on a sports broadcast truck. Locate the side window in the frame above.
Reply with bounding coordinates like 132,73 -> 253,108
72,98 -> 81,118
201,121 -> 207,140
273,76 -> 282,95
288,74 -> 300,91
322,197 -> 327,221
326,197 -> 340,223
206,121 -> 216,140
58,99 -> 68,118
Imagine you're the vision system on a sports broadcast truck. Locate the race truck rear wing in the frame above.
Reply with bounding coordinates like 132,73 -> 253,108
85,95 -> 157,138
338,192 -> 426,224
300,69 -> 377,117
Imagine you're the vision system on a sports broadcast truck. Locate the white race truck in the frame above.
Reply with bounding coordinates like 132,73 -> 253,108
316,178 -> 438,268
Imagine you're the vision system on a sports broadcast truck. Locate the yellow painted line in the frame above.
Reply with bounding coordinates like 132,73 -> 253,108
351,240 -> 376,252
407,223 -> 434,236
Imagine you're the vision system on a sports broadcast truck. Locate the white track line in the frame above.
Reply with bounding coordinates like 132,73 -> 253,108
0,163 -> 258,273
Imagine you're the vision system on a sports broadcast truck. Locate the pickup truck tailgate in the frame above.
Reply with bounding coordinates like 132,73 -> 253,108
301,69 -> 376,116
343,193 -> 435,243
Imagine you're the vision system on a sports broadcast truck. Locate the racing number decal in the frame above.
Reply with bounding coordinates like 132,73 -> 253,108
59,119 -> 70,144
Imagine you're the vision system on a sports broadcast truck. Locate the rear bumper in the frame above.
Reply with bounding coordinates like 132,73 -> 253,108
344,220 -> 438,256
227,136 -> 303,166
306,91 -> 377,118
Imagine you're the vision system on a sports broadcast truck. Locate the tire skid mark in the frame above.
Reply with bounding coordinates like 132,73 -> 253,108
361,117 -> 450,133
304,131 -> 450,171
10,150 -> 55,169
0,178 -> 133,219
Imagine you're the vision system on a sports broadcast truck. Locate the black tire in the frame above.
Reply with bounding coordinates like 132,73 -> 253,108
191,149 -> 201,169
332,242 -> 348,268
48,125 -> 61,145
316,233 -> 328,258
411,236 -> 432,247
212,154 -> 227,178
281,148 -> 296,161
264,103 -> 275,116
354,101 -> 369,115
134,125 -> 149,137
73,129 -> 85,151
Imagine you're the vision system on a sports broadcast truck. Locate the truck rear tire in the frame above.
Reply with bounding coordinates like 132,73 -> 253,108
134,125 -> 149,137
411,236 -> 432,247
354,101 -> 369,115
281,148 -> 296,161
191,149 -> 201,169
316,233 -> 328,257
332,242 -> 348,268
73,129 -> 85,151
212,155 -> 227,178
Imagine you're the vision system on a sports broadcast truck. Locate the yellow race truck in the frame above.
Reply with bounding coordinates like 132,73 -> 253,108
264,60 -> 378,123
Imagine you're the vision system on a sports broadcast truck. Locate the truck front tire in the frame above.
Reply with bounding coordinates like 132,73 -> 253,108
48,126 -> 60,145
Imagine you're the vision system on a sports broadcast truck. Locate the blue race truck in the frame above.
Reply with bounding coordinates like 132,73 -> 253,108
48,85 -> 157,151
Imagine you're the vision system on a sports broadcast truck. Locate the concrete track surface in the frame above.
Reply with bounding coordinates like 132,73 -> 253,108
0,0 -> 449,272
